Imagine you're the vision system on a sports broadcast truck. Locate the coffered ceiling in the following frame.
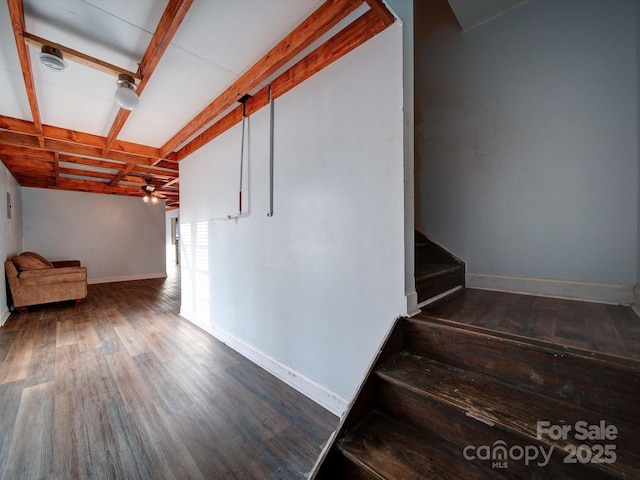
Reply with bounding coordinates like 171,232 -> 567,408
0,0 -> 394,210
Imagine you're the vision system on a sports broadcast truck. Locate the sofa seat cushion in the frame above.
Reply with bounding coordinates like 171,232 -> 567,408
18,267 -> 88,286
13,253 -> 54,271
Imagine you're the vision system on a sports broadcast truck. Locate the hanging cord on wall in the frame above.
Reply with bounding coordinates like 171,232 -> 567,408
267,84 -> 274,217
239,94 -> 249,215
210,94 -> 251,222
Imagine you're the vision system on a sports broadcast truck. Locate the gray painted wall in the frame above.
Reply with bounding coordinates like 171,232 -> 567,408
22,188 -> 166,283
1,163 -> 23,323
416,0 -> 638,291
180,20 -> 406,411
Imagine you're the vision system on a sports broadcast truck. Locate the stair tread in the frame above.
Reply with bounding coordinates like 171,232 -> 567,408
377,352 -> 640,478
417,314 -> 640,370
338,410 -> 507,480
403,317 -> 640,428
415,263 -> 462,281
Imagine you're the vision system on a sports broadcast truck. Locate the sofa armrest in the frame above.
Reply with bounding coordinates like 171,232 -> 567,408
52,260 -> 81,268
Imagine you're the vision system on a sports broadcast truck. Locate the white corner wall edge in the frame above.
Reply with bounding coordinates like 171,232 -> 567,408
88,272 -> 167,284
467,272 -> 633,305
1,307 -> 10,326
180,310 -> 349,417
631,285 -> 640,316
406,288 -> 420,317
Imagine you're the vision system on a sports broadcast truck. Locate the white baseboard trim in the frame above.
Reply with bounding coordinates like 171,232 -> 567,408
179,311 -> 349,417
406,288 -> 420,317
416,285 -> 464,309
467,272 -> 633,305
88,272 -> 167,284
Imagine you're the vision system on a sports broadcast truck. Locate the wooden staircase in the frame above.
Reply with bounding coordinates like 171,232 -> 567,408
414,230 -> 464,306
312,314 -> 640,479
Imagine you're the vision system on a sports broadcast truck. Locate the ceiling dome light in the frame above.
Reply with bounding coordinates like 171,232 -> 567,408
37,46 -> 67,72
115,73 -> 139,110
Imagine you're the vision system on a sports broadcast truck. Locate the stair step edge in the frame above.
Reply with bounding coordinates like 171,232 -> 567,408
406,315 -> 640,372
338,410 -> 509,480
374,352 -> 640,479
338,448 -> 387,480
415,264 -> 463,281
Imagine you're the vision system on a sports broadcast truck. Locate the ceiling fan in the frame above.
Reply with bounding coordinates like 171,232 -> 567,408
141,178 -> 159,204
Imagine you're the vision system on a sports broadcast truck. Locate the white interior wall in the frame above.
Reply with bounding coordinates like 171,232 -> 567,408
415,0 -> 638,303
386,0 -> 416,314
22,188 -> 166,283
1,164 -> 23,323
179,22 -> 406,414
166,208 -> 179,266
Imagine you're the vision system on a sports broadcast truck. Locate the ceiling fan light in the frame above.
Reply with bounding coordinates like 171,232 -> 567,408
37,46 -> 67,72
115,74 -> 139,110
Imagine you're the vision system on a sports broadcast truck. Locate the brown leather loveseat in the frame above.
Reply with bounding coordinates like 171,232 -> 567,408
5,252 -> 88,312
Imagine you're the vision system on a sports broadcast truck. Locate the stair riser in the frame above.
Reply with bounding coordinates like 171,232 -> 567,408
375,377 -> 594,480
403,320 -> 640,427
416,270 -> 464,303
415,244 -> 459,265
342,456 -> 385,480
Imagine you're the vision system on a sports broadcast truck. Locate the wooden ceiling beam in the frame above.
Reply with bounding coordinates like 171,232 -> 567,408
163,178 -> 180,188
59,167 -> 119,181
1,0 -> 392,210
103,0 -> 194,155
1,156 -> 57,180
0,115 -> 163,159
176,8 -> 390,161
23,32 -> 140,80
364,0 -> 395,26
53,178 -> 145,196
109,162 -> 136,186
161,0 -> 363,158
58,167 -> 143,185
0,115 -> 160,162
137,0 -> 194,85
133,166 -> 179,179
0,130 -> 158,166
58,154 -> 124,170
0,130 -> 40,149
0,115 -> 38,135
271,9 -> 387,99
0,144 -> 56,162
7,0 -> 43,146
54,151 -> 59,186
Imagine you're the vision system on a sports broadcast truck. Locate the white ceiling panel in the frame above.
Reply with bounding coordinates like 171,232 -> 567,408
0,1 -> 21,72
0,1 -> 32,121
116,43 -> 240,147
30,46 -> 119,136
84,0 -> 169,34
23,0 -> 157,72
172,0 -> 323,75
0,70 -> 32,122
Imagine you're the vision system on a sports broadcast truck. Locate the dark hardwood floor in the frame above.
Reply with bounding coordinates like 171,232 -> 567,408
0,269 -> 338,479
422,288 -> 640,361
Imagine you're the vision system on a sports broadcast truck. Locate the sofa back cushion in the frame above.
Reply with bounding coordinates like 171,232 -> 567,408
13,253 -> 54,271
21,252 -> 55,268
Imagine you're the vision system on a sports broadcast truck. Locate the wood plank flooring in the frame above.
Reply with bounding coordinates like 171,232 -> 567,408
0,271 -> 338,479
422,288 -> 640,361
